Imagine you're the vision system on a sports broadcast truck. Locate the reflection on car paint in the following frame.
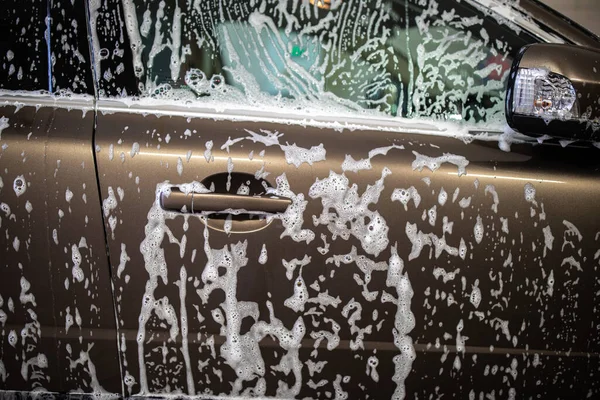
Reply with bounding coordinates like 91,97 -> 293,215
88,121 -> 599,397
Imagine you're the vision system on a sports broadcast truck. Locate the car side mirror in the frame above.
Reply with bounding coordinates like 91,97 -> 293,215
505,43 -> 600,141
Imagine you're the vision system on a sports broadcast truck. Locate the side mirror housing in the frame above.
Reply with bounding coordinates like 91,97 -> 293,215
506,43 -> 600,141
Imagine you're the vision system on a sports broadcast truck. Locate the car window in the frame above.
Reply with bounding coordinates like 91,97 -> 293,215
0,0 -> 49,91
0,0 -> 93,94
49,1 -> 95,94
93,0 -> 537,124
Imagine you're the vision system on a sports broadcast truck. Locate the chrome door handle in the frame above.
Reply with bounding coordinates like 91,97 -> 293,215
160,188 -> 291,214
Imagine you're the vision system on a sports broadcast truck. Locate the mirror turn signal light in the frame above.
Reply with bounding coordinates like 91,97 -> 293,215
512,68 -> 578,123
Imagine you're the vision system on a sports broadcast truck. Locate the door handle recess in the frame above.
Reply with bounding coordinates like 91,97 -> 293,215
160,188 -> 292,215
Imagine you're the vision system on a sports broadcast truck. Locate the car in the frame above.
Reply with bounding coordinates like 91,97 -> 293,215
1,0 -> 600,398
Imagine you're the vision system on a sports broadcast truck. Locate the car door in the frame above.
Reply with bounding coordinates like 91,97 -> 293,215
92,0 -> 600,398
0,0 -> 121,394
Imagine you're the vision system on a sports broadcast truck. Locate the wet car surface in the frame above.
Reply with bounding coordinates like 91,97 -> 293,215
1,0 -> 600,399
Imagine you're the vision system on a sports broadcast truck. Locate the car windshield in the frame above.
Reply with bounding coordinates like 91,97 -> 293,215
94,0 -> 537,124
